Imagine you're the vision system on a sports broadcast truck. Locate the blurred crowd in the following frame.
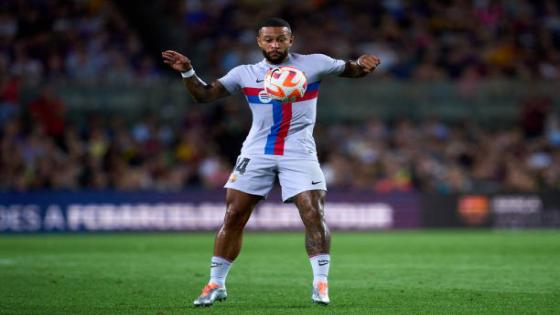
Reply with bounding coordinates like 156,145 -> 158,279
1,0 -> 559,193
0,0 -> 161,86
0,94 -> 242,192
0,0 -> 559,83
1,92 -> 559,193
319,96 -> 560,193
169,0 -> 560,81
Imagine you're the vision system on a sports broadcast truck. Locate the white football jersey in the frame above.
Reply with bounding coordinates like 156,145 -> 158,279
218,53 -> 345,159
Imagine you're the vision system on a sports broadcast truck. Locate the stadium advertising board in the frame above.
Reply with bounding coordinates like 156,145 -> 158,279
422,193 -> 560,228
0,190 -> 420,233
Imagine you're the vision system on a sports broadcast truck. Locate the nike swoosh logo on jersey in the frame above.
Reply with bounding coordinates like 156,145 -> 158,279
256,78 -> 264,83
312,181 -> 322,185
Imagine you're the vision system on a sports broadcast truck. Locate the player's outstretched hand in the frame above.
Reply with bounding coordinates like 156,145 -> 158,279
357,55 -> 381,73
162,50 -> 192,72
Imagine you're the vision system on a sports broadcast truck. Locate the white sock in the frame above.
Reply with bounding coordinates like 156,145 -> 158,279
209,256 -> 232,288
309,254 -> 330,286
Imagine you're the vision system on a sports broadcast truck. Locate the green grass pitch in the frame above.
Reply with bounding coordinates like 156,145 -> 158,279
0,230 -> 559,314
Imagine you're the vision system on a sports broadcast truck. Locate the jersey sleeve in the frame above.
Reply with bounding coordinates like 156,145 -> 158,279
217,66 -> 244,95
313,54 -> 346,78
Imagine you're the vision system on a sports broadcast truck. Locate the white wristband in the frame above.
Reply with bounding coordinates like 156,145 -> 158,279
181,68 -> 195,78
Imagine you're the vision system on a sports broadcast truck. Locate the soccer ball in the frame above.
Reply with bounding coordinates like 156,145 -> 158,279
264,66 -> 307,102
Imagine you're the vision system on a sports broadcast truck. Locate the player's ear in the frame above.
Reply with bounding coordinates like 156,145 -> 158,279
256,33 -> 265,49
289,34 -> 294,46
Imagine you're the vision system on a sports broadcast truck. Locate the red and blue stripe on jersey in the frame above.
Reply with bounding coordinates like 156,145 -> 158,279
242,81 -> 320,155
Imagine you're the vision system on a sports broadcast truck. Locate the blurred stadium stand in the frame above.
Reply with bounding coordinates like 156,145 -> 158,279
1,0 -> 560,194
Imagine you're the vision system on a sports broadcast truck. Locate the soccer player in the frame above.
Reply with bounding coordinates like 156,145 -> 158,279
162,17 -> 380,307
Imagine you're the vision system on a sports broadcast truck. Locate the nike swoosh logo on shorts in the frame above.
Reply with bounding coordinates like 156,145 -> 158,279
312,181 -> 322,185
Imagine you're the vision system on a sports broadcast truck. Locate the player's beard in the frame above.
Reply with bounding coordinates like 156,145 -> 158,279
262,49 -> 288,64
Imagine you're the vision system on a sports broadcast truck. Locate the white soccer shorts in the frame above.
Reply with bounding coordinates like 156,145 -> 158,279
224,155 -> 327,202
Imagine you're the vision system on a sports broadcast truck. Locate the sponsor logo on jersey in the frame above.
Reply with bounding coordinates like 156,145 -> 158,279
258,90 -> 272,103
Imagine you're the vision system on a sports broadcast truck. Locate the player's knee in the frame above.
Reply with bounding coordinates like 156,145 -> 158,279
223,204 -> 249,230
295,196 -> 323,225
299,203 -> 324,225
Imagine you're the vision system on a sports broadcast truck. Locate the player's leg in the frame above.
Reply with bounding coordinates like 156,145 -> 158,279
194,155 -> 275,307
214,188 -> 262,261
194,189 -> 261,307
293,190 -> 330,256
278,158 -> 331,305
292,190 -> 332,305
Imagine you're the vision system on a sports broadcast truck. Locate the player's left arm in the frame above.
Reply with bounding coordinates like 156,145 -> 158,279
340,55 -> 381,78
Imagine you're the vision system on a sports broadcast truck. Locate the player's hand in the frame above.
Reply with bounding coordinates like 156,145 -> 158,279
357,55 -> 381,73
162,50 -> 193,72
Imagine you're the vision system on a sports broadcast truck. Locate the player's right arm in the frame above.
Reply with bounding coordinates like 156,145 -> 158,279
161,50 -> 229,103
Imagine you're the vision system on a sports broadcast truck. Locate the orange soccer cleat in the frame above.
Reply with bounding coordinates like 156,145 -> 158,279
312,281 -> 330,305
193,283 -> 227,307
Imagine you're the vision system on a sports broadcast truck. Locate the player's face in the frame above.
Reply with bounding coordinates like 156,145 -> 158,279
257,27 -> 293,64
